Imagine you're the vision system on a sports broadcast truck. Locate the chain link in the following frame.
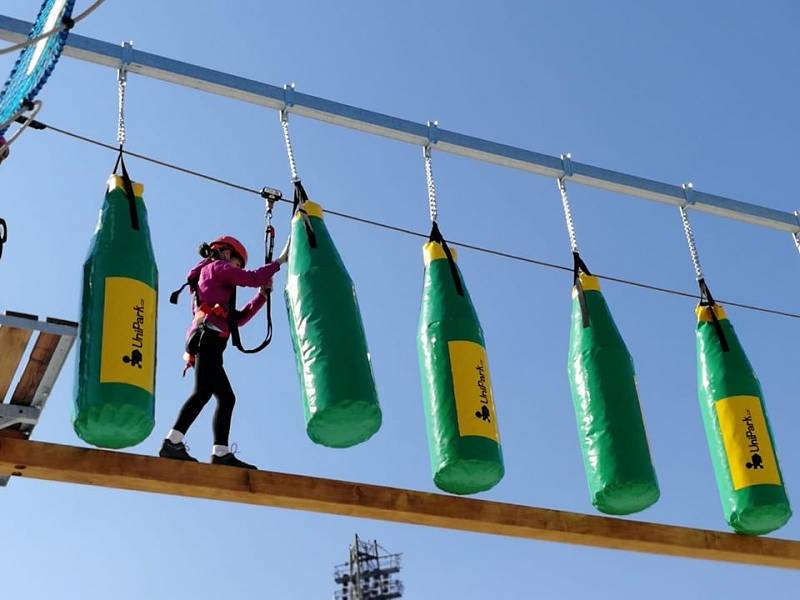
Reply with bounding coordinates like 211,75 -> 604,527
116,68 -> 127,147
423,144 -> 438,223
557,176 -> 579,253
679,205 -> 704,280
280,109 -> 299,181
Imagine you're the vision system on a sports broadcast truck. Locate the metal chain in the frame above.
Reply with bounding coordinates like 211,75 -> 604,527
280,108 -> 299,181
679,205 -> 704,280
556,176 -> 579,253
116,67 -> 127,147
423,144 -> 438,223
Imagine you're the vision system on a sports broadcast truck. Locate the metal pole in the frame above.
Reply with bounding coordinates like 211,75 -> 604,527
1,14 -> 798,233
353,534 -> 363,600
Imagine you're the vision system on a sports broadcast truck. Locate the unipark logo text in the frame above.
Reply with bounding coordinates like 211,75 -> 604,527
474,360 -> 491,422
742,409 -> 764,470
122,299 -> 146,369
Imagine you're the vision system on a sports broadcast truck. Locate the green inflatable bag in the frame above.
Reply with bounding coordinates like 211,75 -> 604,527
568,273 -> 659,514
74,174 -> 158,448
417,238 -> 504,495
285,192 -> 381,448
695,303 -> 791,535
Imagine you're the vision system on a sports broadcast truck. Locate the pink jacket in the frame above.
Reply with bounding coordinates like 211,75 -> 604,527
187,258 -> 281,338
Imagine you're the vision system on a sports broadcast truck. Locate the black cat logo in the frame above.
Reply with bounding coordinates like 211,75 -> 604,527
475,405 -> 491,422
123,349 -> 143,369
746,454 -> 764,470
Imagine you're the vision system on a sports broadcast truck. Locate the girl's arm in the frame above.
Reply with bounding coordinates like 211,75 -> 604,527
217,261 -> 281,288
237,288 -> 268,326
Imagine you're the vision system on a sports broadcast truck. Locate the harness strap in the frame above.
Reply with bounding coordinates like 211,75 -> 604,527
698,278 -> 729,352
0,217 -> 6,261
292,180 -> 317,249
231,203 -> 277,354
113,148 -> 140,230
572,251 -> 592,328
429,222 -> 464,296
169,281 -> 191,305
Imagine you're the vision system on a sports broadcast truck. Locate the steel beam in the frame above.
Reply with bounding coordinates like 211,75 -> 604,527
1,14 -> 798,233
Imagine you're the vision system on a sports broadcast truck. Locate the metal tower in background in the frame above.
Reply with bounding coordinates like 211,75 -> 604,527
333,535 -> 403,600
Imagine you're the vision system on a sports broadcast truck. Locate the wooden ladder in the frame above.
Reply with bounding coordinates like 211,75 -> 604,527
0,311 -> 77,486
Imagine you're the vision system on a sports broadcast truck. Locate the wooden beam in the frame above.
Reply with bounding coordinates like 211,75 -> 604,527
0,325 -> 32,400
0,438 -> 798,569
10,332 -> 59,406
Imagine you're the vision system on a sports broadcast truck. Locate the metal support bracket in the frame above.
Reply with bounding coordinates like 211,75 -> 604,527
119,40 -> 133,73
682,182 -> 695,206
426,120 -> 439,146
282,82 -> 296,117
560,152 -> 574,178
0,405 -> 40,430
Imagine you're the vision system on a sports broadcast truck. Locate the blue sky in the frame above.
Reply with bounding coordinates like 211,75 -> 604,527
3,1 -> 800,598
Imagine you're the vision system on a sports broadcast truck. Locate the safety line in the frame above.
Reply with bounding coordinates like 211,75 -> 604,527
17,118 -> 800,321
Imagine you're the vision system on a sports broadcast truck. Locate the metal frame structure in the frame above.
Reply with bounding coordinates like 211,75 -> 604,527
1,13 -> 799,235
0,311 -> 77,486
334,535 -> 403,600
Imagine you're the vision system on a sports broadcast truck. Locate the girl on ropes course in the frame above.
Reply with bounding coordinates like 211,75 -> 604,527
160,234 -> 289,469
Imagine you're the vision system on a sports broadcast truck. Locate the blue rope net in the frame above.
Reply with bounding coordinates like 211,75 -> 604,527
0,0 -> 76,135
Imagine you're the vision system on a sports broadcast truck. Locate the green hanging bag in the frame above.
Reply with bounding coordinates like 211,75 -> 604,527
74,169 -> 158,448
417,227 -> 504,495
567,270 -> 659,514
284,183 -> 381,448
695,302 -> 791,535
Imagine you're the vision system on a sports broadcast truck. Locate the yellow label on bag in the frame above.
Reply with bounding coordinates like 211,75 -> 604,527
715,395 -> 781,490
449,340 -> 500,442
100,277 -> 157,393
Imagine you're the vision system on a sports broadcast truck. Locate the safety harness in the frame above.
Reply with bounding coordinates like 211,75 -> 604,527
170,188 -> 281,373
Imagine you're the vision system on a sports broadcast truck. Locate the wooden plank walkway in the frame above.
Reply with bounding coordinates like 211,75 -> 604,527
1,437 -> 798,569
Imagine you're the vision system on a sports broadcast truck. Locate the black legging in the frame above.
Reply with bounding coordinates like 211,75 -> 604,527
172,328 -> 236,446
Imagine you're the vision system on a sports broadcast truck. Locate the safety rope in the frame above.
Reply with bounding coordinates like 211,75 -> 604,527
231,192 -> 279,354
0,0 -> 108,56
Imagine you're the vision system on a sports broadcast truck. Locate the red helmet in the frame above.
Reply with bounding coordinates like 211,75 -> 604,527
210,235 -> 248,267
